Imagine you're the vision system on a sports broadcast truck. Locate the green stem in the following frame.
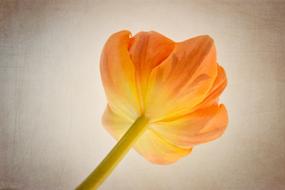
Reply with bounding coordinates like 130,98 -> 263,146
76,115 -> 149,190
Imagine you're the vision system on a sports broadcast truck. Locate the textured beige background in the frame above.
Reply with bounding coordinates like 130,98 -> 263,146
1,0 -> 285,189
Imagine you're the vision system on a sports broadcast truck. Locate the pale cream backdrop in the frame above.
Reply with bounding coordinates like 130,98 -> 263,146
1,0 -> 285,190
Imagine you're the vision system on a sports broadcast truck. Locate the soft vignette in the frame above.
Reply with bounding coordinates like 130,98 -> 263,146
0,0 -> 285,190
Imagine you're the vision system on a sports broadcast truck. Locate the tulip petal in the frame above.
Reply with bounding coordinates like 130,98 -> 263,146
197,66 -> 227,109
102,105 -> 133,141
151,104 -> 228,148
100,31 -> 140,120
145,35 -> 218,121
134,129 -> 191,164
128,32 -> 175,109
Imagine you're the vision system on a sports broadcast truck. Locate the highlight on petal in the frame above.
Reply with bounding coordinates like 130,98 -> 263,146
102,105 -> 133,141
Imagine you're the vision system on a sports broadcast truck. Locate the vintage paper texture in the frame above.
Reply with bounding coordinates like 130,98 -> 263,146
0,0 -> 285,189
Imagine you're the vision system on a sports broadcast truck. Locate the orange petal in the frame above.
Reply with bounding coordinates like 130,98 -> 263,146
187,104 -> 228,144
197,66 -> 227,109
144,36 -> 218,121
151,104 -> 228,148
100,30 -> 140,120
128,31 -> 175,110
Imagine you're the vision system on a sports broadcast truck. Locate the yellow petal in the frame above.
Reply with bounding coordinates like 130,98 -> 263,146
100,31 -> 140,120
103,106 -> 191,164
134,129 -> 191,164
102,105 -> 133,141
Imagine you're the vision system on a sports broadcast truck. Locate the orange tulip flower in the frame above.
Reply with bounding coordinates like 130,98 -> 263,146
77,30 -> 228,189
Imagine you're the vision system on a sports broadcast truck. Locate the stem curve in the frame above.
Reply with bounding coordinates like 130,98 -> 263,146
76,115 -> 149,190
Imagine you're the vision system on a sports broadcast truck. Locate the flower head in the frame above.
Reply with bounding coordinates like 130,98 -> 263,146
101,30 -> 228,164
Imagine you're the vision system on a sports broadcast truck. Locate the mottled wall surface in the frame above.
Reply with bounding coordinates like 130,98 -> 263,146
0,0 -> 285,189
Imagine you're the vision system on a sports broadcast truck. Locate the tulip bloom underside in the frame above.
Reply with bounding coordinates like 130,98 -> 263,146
101,30 -> 228,164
